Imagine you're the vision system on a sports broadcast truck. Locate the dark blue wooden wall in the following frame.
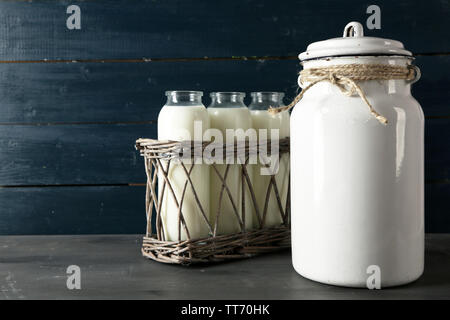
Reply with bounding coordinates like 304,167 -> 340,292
0,0 -> 449,234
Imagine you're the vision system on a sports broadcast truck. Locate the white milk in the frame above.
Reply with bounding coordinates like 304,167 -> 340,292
249,92 -> 290,228
208,92 -> 253,235
157,91 -> 210,241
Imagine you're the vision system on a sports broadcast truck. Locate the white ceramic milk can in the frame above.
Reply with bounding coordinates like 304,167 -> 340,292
290,22 -> 424,288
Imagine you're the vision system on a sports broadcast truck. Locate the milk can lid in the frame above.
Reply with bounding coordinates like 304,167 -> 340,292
298,21 -> 412,61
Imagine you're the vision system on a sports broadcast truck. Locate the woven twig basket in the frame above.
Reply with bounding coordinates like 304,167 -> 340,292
135,138 -> 291,264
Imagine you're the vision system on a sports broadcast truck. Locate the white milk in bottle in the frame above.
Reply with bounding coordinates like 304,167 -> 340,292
157,91 -> 210,240
208,92 -> 253,234
249,92 -> 290,228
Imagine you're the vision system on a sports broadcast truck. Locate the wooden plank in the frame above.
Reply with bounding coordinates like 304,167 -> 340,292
0,119 -> 448,186
413,56 -> 450,118
0,185 -> 146,235
0,0 -> 448,61
0,59 -> 299,123
426,183 -> 450,233
425,119 -> 450,181
0,235 -> 450,299
0,183 -> 447,234
0,56 -> 448,124
0,124 -> 154,185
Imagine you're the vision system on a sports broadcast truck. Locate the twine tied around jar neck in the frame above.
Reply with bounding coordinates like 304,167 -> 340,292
268,64 -> 419,125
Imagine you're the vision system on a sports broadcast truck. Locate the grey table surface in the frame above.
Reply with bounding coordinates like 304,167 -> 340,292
0,234 -> 449,300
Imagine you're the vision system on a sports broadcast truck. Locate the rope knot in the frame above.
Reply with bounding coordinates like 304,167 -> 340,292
328,72 -> 338,85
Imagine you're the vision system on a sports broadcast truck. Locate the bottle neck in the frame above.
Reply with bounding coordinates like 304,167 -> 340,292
249,92 -> 285,110
209,92 -> 246,108
165,91 -> 204,106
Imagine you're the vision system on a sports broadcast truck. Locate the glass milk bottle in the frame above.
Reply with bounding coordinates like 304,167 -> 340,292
249,92 -> 290,228
208,92 -> 253,234
157,91 -> 210,241
290,22 -> 424,287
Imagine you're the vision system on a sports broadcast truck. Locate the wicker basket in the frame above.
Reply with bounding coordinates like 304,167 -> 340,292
135,138 -> 291,264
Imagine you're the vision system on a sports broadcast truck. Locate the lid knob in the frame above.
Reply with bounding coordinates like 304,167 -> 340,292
343,21 -> 364,38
